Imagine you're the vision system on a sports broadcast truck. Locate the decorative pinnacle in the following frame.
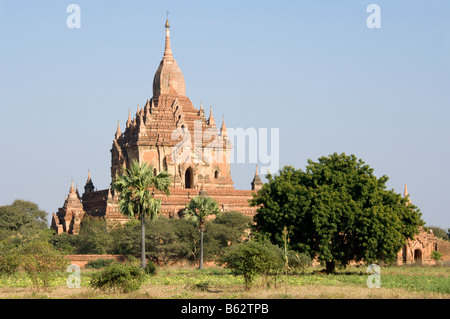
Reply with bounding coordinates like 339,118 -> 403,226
163,13 -> 173,60
115,120 -> 122,139
165,11 -> 170,28
208,105 -> 216,127
221,114 -> 228,137
126,109 -> 132,127
86,170 -> 92,183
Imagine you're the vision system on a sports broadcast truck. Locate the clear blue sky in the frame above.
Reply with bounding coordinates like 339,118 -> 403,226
0,1 -> 449,229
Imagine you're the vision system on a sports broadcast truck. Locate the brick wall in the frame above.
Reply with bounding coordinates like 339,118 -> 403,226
437,239 -> 450,261
65,255 -> 127,268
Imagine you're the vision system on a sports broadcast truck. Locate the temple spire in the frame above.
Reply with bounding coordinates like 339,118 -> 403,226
126,109 -> 132,128
84,170 -> 95,194
404,183 -> 411,204
251,165 -> 263,191
208,106 -> 216,127
115,120 -> 122,139
221,114 -> 228,139
163,13 -> 173,61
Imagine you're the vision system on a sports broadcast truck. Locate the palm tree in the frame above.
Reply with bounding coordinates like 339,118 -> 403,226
185,194 -> 220,269
113,159 -> 171,269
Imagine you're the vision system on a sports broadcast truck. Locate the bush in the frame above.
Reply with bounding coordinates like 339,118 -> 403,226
144,260 -> 157,275
431,251 -> 443,262
218,240 -> 284,290
19,240 -> 69,291
90,263 -> 145,293
0,252 -> 20,276
85,259 -> 114,269
286,251 -> 312,274
0,241 -> 20,275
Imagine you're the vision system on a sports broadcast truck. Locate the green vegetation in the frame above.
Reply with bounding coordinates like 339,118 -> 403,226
49,211 -> 253,266
251,153 -> 423,273
144,260 -> 157,276
85,259 -> 115,269
426,226 -> 450,241
113,159 -> 171,269
0,200 -> 48,241
0,200 -> 68,291
90,263 -> 145,293
0,265 -> 448,298
431,251 -> 443,262
185,195 -> 221,269
0,152 -> 447,299
218,240 -> 284,290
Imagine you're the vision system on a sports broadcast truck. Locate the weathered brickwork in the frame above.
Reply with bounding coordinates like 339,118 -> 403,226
51,18 -> 261,234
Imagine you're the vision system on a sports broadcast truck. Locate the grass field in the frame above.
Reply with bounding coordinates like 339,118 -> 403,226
0,264 -> 449,299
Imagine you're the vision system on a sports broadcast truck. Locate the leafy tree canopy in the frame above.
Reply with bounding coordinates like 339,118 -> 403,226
0,200 -> 48,241
250,153 -> 423,273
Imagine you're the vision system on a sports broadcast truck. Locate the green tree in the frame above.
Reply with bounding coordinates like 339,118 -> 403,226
109,219 -> 141,256
0,200 -> 48,240
203,211 -> 252,260
113,159 -> 171,269
251,153 -> 423,273
171,218 -> 199,262
49,232 -> 79,254
146,216 -> 180,264
110,217 -> 199,264
76,216 -> 112,254
185,195 -> 220,269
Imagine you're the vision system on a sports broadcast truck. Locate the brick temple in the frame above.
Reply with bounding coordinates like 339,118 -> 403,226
51,18 -> 262,235
50,18 -> 446,266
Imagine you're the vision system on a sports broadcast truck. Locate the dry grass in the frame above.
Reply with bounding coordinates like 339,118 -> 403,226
0,282 -> 448,299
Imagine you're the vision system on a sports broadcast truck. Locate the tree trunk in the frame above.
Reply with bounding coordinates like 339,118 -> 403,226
325,260 -> 335,274
141,215 -> 146,269
199,229 -> 204,270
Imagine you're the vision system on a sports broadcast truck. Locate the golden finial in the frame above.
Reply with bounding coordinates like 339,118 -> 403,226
165,11 -> 170,28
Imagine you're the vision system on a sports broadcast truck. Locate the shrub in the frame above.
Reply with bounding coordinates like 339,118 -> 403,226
85,259 -> 114,269
0,252 -> 20,276
144,260 -> 157,275
19,240 -> 69,291
0,241 -> 20,275
431,251 -> 443,262
286,251 -> 312,274
218,240 -> 284,290
90,263 -> 145,293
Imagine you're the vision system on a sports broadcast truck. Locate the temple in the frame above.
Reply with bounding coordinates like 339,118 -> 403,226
396,184 -> 439,265
51,18 -> 262,235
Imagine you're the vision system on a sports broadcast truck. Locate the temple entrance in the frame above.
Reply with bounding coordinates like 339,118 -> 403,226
185,167 -> 193,189
414,249 -> 422,264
